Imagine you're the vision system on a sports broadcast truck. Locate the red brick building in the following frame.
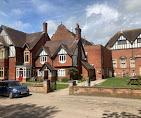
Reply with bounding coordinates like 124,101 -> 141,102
84,45 -> 112,79
34,23 -> 95,80
0,22 -> 114,82
0,23 -> 50,82
0,23 -> 96,82
106,29 -> 141,77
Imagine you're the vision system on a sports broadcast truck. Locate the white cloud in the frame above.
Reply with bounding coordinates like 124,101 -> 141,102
12,9 -> 23,15
86,4 -> 119,21
46,20 -> 57,37
8,21 -> 30,31
120,0 -> 141,12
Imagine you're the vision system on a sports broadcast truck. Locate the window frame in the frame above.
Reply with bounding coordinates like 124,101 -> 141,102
120,58 -> 126,68
59,55 -> 66,64
118,40 -> 127,45
40,56 -> 47,64
137,38 -> 141,43
58,69 -> 65,77
112,59 -> 117,68
24,51 -> 30,63
130,58 -> 135,68
38,70 -> 42,76
0,67 -> 4,79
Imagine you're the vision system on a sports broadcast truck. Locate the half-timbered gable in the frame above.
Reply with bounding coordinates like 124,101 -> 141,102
106,28 -> 141,78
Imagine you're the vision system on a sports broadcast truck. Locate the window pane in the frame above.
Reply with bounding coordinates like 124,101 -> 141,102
118,40 -> 127,45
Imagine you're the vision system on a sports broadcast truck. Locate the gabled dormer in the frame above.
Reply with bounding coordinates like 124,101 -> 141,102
39,49 -> 48,64
117,35 -> 127,45
108,29 -> 141,50
58,48 -> 67,64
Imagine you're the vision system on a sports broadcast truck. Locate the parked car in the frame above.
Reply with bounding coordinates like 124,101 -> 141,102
0,81 -> 29,99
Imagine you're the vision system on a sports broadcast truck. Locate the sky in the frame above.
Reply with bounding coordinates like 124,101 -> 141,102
0,0 -> 141,46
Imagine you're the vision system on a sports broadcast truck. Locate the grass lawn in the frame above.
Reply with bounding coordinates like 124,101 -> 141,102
56,84 -> 68,90
22,82 -> 68,90
95,77 -> 141,88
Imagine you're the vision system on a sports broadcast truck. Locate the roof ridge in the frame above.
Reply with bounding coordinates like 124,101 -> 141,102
2,25 -> 27,34
27,31 -> 44,35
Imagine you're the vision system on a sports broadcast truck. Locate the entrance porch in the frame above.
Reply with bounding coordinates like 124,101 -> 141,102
16,65 -> 32,82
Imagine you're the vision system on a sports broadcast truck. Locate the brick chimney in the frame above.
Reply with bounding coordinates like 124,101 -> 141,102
43,22 -> 47,33
75,23 -> 81,40
43,22 -> 47,40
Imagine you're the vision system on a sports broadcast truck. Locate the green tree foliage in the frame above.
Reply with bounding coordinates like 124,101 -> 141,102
67,68 -> 79,80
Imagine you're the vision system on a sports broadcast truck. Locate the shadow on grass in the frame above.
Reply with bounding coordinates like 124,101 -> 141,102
102,110 -> 141,118
0,103 -> 61,118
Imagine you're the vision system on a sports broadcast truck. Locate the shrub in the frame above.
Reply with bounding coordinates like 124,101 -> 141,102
78,78 -> 86,83
67,68 -> 79,80
81,74 -> 88,80
61,77 -> 69,83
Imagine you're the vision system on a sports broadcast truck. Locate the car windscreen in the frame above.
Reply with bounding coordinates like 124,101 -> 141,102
9,82 -> 22,87
0,82 -> 8,87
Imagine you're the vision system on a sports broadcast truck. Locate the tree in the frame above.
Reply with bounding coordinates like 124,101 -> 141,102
67,68 -> 79,80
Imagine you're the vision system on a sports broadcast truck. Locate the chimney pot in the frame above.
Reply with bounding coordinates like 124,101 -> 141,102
76,23 -> 79,28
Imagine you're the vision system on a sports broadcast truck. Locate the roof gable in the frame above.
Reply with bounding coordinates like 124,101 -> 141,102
107,28 -> 141,47
1,25 -> 45,50
39,49 -> 48,56
44,38 -> 78,57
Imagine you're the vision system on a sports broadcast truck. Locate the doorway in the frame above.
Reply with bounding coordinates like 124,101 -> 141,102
19,69 -> 23,82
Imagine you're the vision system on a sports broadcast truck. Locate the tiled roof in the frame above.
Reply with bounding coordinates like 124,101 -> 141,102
44,38 -> 78,57
1,25 -> 45,50
81,60 -> 94,70
26,32 -> 44,50
51,24 -> 93,46
107,28 -> 141,47
39,62 -> 57,71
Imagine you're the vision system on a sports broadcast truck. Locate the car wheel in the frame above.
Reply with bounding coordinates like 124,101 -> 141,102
27,91 -> 29,96
9,92 -> 13,99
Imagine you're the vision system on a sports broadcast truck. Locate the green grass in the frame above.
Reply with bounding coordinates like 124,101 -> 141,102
95,77 -> 141,88
22,83 -> 43,86
56,84 -> 68,90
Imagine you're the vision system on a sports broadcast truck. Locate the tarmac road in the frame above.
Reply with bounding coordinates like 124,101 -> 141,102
0,88 -> 141,118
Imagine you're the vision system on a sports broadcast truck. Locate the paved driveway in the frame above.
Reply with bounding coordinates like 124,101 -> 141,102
0,89 -> 141,118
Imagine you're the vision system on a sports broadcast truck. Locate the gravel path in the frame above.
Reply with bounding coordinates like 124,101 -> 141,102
0,88 -> 141,118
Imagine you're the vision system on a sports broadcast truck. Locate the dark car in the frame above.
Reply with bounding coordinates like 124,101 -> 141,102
0,81 -> 29,99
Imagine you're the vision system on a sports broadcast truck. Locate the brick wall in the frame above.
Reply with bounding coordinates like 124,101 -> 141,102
35,56 -> 52,68
56,67 -> 70,80
0,59 -> 8,67
110,48 -> 141,77
9,57 -> 16,80
69,86 -> 141,99
16,47 -> 23,65
84,45 -> 112,79
53,55 -> 72,67
102,46 -> 112,78
82,66 -> 88,79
